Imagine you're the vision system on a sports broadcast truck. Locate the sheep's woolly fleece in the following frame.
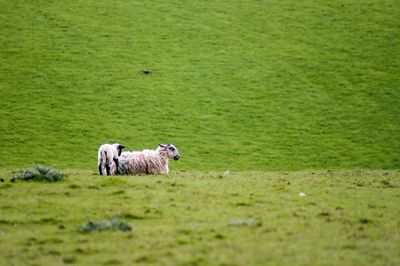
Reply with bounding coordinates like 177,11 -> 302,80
118,144 -> 180,175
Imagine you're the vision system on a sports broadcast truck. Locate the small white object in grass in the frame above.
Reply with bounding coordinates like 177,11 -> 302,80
224,170 -> 230,176
299,192 -> 306,197
228,218 -> 256,226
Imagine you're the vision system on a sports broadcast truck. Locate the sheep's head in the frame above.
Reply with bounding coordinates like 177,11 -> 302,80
158,144 -> 180,161
114,143 -> 125,156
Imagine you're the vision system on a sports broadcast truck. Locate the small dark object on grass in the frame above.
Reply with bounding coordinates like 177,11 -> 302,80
359,218 -> 373,224
0,178 -> 4,182
143,69 -> 152,74
79,218 -> 132,233
381,180 -> 394,187
11,165 -> 65,182
63,257 -> 76,264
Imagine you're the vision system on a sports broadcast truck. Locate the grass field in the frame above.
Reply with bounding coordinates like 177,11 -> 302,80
1,0 -> 399,170
1,0 -> 400,265
1,169 -> 399,266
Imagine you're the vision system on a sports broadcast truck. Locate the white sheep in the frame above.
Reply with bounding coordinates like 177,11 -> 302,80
118,144 -> 180,175
97,143 -> 125,176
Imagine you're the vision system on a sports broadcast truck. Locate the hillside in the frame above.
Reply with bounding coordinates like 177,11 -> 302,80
1,0 -> 399,171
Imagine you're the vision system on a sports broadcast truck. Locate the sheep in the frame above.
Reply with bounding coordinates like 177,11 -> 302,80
97,143 -> 125,176
118,144 -> 180,175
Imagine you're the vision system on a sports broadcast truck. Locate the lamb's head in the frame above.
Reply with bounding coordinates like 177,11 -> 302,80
113,143 -> 125,156
158,144 -> 180,161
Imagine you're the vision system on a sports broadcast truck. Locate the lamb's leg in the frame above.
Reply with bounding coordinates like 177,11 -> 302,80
98,164 -> 103,175
114,158 -> 120,175
105,164 -> 111,176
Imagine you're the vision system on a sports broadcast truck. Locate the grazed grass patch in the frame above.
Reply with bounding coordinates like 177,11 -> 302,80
0,169 -> 398,266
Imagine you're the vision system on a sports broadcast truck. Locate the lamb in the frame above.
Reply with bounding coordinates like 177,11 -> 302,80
97,143 -> 125,176
118,144 -> 180,175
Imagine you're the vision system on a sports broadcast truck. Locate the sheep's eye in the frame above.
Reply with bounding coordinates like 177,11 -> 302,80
169,147 -> 175,151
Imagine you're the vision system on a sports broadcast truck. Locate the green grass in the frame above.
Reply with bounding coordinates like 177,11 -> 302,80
1,1 -> 399,265
0,0 -> 399,171
0,169 -> 399,265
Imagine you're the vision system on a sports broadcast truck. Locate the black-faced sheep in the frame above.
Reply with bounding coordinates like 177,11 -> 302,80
118,144 -> 180,175
97,143 -> 125,176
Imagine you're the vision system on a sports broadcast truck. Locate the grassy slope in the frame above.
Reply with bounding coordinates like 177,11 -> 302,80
1,3 -> 399,265
0,170 -> 399,265
0,0 -> 399,171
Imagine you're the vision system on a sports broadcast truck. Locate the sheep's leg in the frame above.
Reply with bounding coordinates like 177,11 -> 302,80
113,158 -> 120,175
105,164 -> 111,176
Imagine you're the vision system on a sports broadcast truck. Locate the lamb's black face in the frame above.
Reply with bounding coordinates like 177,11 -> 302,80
117,144 -> 125,156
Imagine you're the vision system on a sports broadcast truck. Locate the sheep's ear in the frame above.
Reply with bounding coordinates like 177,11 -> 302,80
159,144 -> 167,148
119,145 -> 125,149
